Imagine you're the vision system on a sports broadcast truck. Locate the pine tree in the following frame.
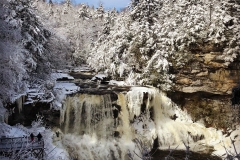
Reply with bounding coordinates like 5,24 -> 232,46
88,0 -> 240,89
66,0 -> 71,7
95,3 -> 104,19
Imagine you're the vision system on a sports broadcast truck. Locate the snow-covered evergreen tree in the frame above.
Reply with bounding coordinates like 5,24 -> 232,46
34,0 -> 106,65
88,0 -> 240,90
0,0 -> 65,118
95,3 -> 105,19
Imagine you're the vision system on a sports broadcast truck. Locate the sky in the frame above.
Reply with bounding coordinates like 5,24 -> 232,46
54,0 -> 131,10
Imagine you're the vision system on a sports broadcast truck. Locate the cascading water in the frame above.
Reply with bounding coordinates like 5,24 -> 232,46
150,88 -> 222,150
58,86 -> 231,159
59,92 -> 137,160
61,94 -> 114,138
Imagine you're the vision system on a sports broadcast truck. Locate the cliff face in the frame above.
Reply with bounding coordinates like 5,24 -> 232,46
173,52 -> 240,95
169,53 -> 240,130
169,22 -> 240,130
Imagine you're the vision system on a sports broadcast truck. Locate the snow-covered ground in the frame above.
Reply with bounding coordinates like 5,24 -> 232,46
0,72 -> 79,159
109,80 -> 127,86
51,72 -> 80,110
21,72 -> 80,110
0,120 -> 69,159
51,73 -> 74,81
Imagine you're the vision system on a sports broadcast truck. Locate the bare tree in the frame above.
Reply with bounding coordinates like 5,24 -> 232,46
128,138 -> 154,160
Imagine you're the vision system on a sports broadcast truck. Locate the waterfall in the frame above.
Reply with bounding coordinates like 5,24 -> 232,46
61,94 -> 114,138
60,93 -> 137,160
151,89 -> 222,150
59,86 -> 229,159
117,93 -> 133,141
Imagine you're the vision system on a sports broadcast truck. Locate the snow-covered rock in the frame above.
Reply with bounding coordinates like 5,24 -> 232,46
51,73 -> 74,81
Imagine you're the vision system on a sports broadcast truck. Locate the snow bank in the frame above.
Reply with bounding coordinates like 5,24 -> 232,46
23,72 -> 79,109
71,66 -> 93,72
54,82 -> 80,94
109,80 -> 126,86
51,82 -> 80,110
51,73 -> 74,80
91,73 -> 108,81
0,122 -> 69,159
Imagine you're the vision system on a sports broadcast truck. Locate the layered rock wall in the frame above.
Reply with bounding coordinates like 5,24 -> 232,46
170,49 -> 240,130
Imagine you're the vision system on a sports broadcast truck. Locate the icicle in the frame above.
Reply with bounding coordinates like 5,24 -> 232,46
16,96 -> 23,113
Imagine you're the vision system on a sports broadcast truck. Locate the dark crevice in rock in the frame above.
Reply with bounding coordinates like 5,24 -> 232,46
7,102 -> 53,126
167,91 -> 238,129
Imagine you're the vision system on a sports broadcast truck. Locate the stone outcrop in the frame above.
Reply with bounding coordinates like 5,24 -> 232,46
174,52 -> 240,95
169,50 -> 240,130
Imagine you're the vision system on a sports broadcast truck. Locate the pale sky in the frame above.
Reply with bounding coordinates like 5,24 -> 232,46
53,0 -> 131,10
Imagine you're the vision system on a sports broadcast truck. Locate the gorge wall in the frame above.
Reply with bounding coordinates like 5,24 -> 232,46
169,45 -> 240,130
